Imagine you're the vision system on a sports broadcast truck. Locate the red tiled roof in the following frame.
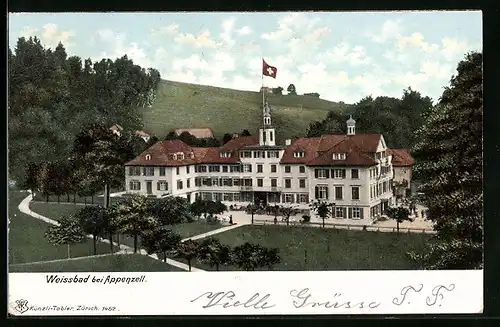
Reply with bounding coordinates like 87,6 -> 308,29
389,148 -> 414,166
280,134 -> 382,165
125,140 -> 197,166
174,128 -> 214,138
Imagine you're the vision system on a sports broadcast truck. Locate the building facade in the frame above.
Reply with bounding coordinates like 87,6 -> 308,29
125,101 -> 409,223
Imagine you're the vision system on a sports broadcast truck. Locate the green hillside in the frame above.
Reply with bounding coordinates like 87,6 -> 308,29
141,80 -> 351,142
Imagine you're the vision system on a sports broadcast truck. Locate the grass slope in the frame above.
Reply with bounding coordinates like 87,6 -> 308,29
142,80 -> 351,140
8,192 -> 117,265
9,254 -> 184,272
182,225 -> 431,271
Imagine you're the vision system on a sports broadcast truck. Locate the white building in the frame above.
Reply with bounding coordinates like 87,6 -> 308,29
124,101 -> 410,223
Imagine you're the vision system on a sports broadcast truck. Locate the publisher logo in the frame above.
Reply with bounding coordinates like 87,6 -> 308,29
14,299 -> 29,314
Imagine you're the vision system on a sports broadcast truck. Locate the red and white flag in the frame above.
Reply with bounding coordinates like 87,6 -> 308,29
262,59 -> 277,79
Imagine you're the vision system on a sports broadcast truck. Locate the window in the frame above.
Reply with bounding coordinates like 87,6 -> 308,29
271,164 -> 277,173
299,194 -> 309,203
195,178 -> 201,187
299,179 -> 306,188
130,180 -> 141,190
197,165 -> 207,173
187,179 -> 191,188
333,153 -> 346,160
333,169 -> 346,179
284,166 -> 291,173
143,167 -> 154,176
257,178 -> 263,187
145,154 -> 151,160
284,194 -> 294,203
176,167 -> 180,175
351,169 -> 359,179
233,193 -> 240,201
230,165 -> 240,173
222,165 -> 228,172
129,166 -> 141,176
177,180 -> 183,190
335,207 -> 345,218
240,151 -> 252,158
352,207 -> 361,219
383,181 -> 387,193
233,178 -> 240,186
214,193 -> 223,201
157,181 -> 168,191
315,168 -> 329,179
159,167 -> 166,176
271,179 -> 277,187
254,151 -> 265,158
284,179 -> 291,188
270,131 -> 273,142
335,186 -> 343,200
209,165 -> 220,173
243,164 -> 252,173
219,152 -> 232,158
268,151 -> 279,158
223,193 -> 233,201
352,186 -> 360,200
299,166 -> 306,174
257,164 -> 263,173
243,179 -> 252,186
315,185 -> 328,200
186,166 -> 190,174
294,151 -> 304,158
212,178 -> 219,187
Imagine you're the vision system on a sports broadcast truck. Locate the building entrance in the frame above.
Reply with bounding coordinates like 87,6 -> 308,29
254,192 -> 268,207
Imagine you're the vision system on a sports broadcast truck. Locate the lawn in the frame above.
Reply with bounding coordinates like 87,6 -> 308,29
9,253 -> 184,272
182,225 -> 433,271
8,191 -> 118,265
142,79 -> 351,140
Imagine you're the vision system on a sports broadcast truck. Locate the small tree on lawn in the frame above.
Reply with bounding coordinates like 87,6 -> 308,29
230,242 -> 262,271
116,195 -> 157,253
174,240 -> 200,272
281,204 -> 297,226
386,206 -> 411,233
75,205 -> 106,255
45,216 -> 86,258
103,205 -> 121,253
141,226 -> 182,262
190,198 -> 207,219
150,196 -> 192,225
198,238 -> 231,271
310,200 -> 333,228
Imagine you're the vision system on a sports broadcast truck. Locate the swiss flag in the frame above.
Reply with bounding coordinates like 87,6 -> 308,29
262,59 -> 277,79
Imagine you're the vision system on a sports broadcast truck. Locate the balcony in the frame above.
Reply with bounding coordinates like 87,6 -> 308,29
240,185 -> 253,191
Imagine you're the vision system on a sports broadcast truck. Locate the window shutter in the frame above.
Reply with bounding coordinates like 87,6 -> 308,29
157,182 -> 160,191
342,169 -> 346,179
315,169 -> 319,178
331,169 -> 335,178
138,182 -> 141,190
142,167 -> 146,176
315,187 -> 319,199
343,207 -> 347,218
128,167 -> 132,175
129,181 -> 133,190
325,169 -> 330,178
348,207 -> 352,218
296,194 -> 300,203
360,208 -> 364,219
305,194 -> 309,203
325,187 -> 329,200
282,194 -> 286,203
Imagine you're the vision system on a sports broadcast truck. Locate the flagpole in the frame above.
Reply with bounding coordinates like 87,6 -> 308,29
262,71 -> 265,116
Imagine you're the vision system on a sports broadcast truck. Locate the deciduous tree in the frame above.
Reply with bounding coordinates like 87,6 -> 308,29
45,216 -> 86,258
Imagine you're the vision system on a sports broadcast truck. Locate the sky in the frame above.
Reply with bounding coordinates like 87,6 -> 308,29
8,11 -> 482,104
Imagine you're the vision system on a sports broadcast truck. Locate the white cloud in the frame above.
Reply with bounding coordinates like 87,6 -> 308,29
236,26 -> 252,36
369,19 -> 402,43
397,32 -> 439,54
220,17 -> 236,48
321,42 -> 371,66
174,30 -> 222,48
440,37 -> 469,61
19,23 -> 76,50
261,12 -> 320,41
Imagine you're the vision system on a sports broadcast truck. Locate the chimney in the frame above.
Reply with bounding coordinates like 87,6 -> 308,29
285,139 -> 292,146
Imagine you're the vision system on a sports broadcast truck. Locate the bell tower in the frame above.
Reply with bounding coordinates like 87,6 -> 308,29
259,99 -> 276,146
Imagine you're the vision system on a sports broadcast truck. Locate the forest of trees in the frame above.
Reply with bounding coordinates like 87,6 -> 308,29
9,37 -> 161,185
305,87 -> 433,149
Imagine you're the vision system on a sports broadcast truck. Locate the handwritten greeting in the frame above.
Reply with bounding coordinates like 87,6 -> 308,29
190,284 -> 457,311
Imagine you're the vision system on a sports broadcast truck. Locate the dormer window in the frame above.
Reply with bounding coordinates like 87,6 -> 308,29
333,153 -> 346,160
294,151 -> 305,158
177,153 -> 185,160
145,154 -> 151,160
220,152 -> 232,158
190,153 -> 195,159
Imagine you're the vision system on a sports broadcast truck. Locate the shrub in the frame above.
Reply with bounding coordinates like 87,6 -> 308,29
301,215 -> 311,223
